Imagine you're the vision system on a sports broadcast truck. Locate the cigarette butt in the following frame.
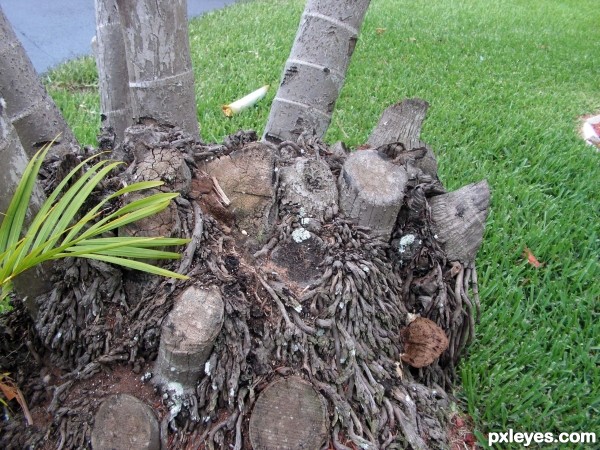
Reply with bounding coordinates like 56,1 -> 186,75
222,85 -> 269,117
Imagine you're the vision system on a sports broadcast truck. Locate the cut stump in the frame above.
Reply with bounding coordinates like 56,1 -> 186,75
367,98 -> 429,149
91,394 -> 160,450
429,180 -> 490,264
154,286 -> 224,390
278,157 -> 338,222
338,149 -> 407,237
368,98 -> 439,181
249,376 -> 328,450
202,141 -> 277,241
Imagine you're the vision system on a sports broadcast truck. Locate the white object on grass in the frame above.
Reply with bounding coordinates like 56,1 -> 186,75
222,85 -> 269,117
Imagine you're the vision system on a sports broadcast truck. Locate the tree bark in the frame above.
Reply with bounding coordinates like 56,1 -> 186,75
94,0 -> 133,152
263,0 -> 371,143
0,97 -> 50,316
116,0 -> 200,137
0,6 -> 77,158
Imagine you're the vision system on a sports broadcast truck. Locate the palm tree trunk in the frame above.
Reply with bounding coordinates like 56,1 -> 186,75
0,97 -> 50,316
0,6 -> 77,158
94,0 -> 134,151
263,0 -> 371,143
116,0 -> 200,137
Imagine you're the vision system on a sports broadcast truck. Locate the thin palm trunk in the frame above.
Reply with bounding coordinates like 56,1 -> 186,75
94,0 -> 134,150
0,6 -> 77,157
263,0 -> 371,143
0,98 -> 50,314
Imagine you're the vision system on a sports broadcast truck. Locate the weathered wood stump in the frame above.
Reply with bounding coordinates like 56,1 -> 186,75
119,122 -> 192,242
249,376 -> 328,450
367,98 -> 429,149
278,157 -> 338,222
154,285 -> 224,390
202,141 -> 277,242
338,149 -> 408,237
429,180 -> 491,263
91,394 -> 160,450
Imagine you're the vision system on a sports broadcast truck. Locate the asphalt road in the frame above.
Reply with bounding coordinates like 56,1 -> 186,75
0,0 -> 239,74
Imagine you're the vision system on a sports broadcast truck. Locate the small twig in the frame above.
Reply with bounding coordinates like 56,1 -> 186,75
177,202 -> 204,275
211,176 -> 231,206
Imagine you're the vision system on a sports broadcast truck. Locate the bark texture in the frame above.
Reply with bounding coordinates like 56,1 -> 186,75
94,0 -> 133,151
0,97 -> 50,315
263,0 -> 371,143
0,7 -> 77,158
116,0 -> 199,136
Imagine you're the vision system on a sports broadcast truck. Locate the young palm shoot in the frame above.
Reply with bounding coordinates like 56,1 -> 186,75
0,144 -> 191,304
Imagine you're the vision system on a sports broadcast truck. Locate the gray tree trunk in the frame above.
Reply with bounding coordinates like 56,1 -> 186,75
116,0 -> 199,137
263,0 -> 371,143
0,6 -> 77,158
0,98 -> 50,316
94,0 -> 133,151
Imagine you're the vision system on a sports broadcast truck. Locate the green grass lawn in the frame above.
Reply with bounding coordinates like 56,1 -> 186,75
45,0 -> 599,445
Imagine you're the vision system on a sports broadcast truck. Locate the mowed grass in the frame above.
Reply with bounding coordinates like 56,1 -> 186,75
45,0 -> 599,445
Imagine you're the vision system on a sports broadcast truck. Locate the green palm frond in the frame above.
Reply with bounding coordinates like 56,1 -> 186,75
0,145 -> 191,305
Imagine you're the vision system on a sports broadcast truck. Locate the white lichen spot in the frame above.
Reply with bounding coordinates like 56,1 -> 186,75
398,234 -> 416,254
140,372 -> 152,382
165,388 -> 183,419
204,360 -> 211,376
229,388 -> 235,398
170,366 -> 176,372
292,227 -> 311,243
300,217 -> 310,226
167,382 -> 184,397
360,265 -> 370,273
241,229 -> 248,236
434,234 -> 439,240
294,304 -> 303,313
299,207 -> 306,217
